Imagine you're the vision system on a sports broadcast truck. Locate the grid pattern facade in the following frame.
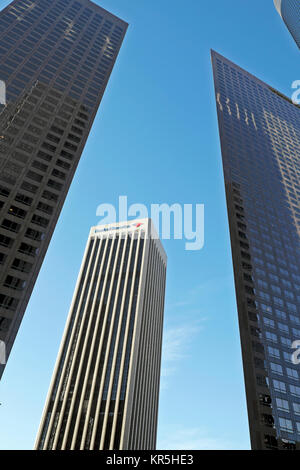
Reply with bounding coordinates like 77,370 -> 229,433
275,0 -> 300,49
0,0 -> 127,379
35,219 -> 167,450
212,51 -> 300,450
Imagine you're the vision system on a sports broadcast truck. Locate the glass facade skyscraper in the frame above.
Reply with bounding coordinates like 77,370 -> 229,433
274,0 -> 300,49
35,219 -> 167,450
212,50 -> 300,450
0,0 -> 127,379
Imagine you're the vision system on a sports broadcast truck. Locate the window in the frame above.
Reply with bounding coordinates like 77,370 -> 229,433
273,380 -> 286,393
290,385 -> 300,397
32,160 -> 48,172
0,185 -> 10,197
268,346 -> 280,358
286,368 -> 299,380
46,133 -> 60,144
60,150 -> 73,160
47,179 -> 63,191
15,193 -> 33,206
67,133 -> 80,143
263,317 -> 275,328
1,219 -> 21,233
37,202 -> 53,215
276,398 -> 289,412
42,190 -> 58,203
278,323 -> 289,333
56,159 -> 70,170
3,275 -> 26,291
37,150 -> 53,162
52,169 -> 66,180
0,234 -> 13,248
31,214 -> 49,228
11,258 -> 33,274
18,242 -> 38,257
42,142 -> 56,153
266,332 -> 277,343
270,363 -> 283,375
290,315 -> 300,325
281,336 -> 292,347
8,205 -> 27,219
0,316 -> 11,332
20,181 -> 38,194
0,294 -> 19,311
279,417 -> 293,432
275,310 -> 287,321
0,253 -> 7,265
50,125 -> 64,136
293,403 -> 300,415
64,141 -> 77,152
26,170 -> 43,183
25,228 -> 44,242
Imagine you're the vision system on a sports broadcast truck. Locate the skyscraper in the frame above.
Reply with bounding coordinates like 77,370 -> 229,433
274,0 -> 300,49
0,0 -> 127,379
35,219 -> 167,450
212,51 -> 300,450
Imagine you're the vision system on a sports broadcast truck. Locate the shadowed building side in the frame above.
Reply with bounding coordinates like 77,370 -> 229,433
212,50 -> 300,450
0,0 -> 128,379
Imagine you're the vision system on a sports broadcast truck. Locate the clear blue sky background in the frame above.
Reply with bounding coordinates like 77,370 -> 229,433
0,0 -> 299,450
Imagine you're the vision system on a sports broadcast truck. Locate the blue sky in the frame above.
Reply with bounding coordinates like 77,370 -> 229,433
0,0 -> 299,450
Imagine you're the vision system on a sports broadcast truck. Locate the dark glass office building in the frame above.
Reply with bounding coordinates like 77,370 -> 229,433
274,0 -> 300,49
212,51 -> 300,450
0,0 -> 127,379
35,220 -> 167,450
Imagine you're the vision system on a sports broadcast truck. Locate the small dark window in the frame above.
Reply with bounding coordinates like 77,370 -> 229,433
31,214 -> 49,228
11,258 -> 33,273
42,190 -> 58,202
1,219 -> 21,233
8,205 -> 27,219
26,170 -> 43,183
0,234 -> 13,248
4,275 -> 26,291
25,228 -> 44,242
37,202 -> 53,215
18,242 -> 38,257
0,294 -> 19,311
37,150 -> 53,162
0,252 -> 7,264
20,181 -> 38,194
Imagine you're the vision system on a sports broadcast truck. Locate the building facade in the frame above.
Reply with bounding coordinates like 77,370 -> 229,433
35,219 -> 167,450
274,0 -> 300,49
212,51 -> 300,450
0,0 -> 127,379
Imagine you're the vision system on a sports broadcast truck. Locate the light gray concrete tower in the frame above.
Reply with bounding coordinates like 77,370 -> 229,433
35,219 -> 167,450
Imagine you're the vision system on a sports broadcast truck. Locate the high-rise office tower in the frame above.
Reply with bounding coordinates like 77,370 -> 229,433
0,0 -> 127,379
35,219 -> 167,450
212,51 -> 300,450
274,0 -> 300,49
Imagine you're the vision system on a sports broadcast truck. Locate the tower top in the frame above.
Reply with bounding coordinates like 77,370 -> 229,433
274,0 -> 282,17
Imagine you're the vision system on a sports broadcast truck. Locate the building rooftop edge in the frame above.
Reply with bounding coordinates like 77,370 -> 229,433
211,49 -> 300,111
90,219 -> 167,262
86,0 -> 129,26
274,0 -> 282,17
